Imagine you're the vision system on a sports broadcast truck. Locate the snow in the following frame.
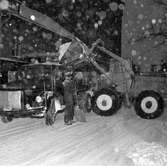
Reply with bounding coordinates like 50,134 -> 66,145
122,0 -> 167,71
0,0 -> 9,10
0,106 -> 167,166
127,142 -> 167,166
109,2 -> 119,12
1,0 -> 122,56
45,0 -> 52,4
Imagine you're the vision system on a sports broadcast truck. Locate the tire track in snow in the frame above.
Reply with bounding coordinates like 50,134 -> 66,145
0,120 -> 43,138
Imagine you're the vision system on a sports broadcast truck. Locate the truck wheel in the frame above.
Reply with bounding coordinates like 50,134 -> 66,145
134,90 -> 164,119
1,116 -> 13,123
91,88 -> 120,116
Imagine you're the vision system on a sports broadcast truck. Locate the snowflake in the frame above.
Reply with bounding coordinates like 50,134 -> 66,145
18,36 -> 24,42
45,0 -> 52,4
109,2 -> 118,12
119,4 -> 125,10
0,0 -> 9,10
0,43 -> 4,49
151,19 -> 157,24
96,11 -> 106,20
32,27 -> 38,32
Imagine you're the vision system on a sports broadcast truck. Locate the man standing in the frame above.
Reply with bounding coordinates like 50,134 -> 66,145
63,71 -> 75,125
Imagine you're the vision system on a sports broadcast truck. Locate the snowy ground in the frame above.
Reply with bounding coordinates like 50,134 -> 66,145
0,106 -> 167,166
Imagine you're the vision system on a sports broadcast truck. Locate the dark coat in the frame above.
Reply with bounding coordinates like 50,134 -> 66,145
63,79 -> 75,106
63,79 -> 75,122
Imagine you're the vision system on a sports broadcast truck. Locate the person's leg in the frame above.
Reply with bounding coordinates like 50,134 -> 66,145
45,98 -> 56,125
68,105 -> 74,121
64,109 -> 68,123
64,105 -> 74,125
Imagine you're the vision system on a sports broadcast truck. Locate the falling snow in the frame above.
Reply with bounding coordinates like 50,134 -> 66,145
0,0 -> 123,56
122,0 -> 167,72
0,0 -> 9,10
45,0 -> 52,4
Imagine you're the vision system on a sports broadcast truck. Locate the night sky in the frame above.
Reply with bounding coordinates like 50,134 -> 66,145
0,0 -> 124,57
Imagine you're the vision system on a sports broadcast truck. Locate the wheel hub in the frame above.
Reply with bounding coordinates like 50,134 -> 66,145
146,101 -> 152,109
96,94 -> 113,111
102,100 -> 107,107
141,96 -> 158,114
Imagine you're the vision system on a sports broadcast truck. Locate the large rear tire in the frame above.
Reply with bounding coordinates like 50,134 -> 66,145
134,90 -> 164,119
91,88 -> 120,116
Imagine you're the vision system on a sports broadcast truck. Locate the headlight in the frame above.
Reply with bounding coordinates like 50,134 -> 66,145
36,96 -> 43,103
25,104 -> 31,109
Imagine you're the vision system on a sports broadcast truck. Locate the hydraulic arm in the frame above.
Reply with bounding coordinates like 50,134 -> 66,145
6,1 -> 75,40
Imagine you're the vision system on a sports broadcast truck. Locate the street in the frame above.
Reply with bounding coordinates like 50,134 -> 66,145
0,106 -> 167,166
